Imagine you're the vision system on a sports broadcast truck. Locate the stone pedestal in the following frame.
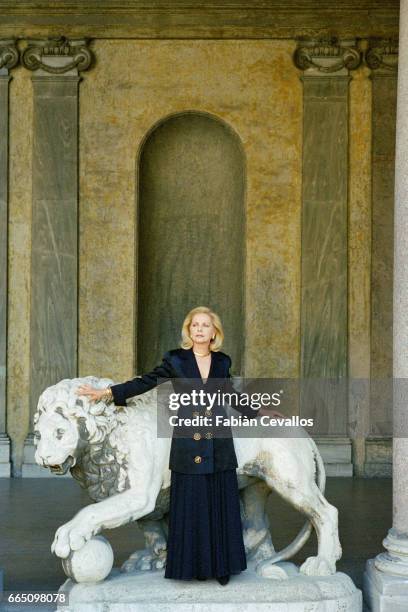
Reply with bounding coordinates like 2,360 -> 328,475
315,436 -> 353,477
57,561 -> 362,612
0,434 -> 10,477
364,559 -> 408,612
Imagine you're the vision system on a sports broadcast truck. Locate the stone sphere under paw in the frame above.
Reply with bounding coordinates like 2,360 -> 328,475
62,536 -> 114,583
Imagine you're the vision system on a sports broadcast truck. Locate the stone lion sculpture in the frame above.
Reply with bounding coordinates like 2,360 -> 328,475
33,376 -> 342,580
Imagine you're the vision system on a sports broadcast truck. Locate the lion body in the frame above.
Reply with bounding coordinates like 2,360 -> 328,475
33,377 -> 342,578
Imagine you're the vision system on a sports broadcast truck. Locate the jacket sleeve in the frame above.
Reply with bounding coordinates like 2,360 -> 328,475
110,351 -> 173,406
224,356 -> 260,418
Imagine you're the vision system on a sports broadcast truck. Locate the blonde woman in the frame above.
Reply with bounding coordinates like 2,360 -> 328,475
77,306 -> 262,585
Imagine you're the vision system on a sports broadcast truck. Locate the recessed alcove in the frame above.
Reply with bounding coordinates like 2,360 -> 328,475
137,112 -> 245,372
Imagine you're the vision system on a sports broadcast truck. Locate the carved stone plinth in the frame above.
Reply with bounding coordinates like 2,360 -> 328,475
58,561 -> 362,612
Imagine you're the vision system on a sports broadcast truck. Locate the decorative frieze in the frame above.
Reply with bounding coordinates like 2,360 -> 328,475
0,1 -> 400,40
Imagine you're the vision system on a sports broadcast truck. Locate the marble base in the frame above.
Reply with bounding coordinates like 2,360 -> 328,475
0,434 -> 11,477
364,438 -> 392,478
58,561 -> 362,612
364,558 -> 408,612
315,437 -> 354,477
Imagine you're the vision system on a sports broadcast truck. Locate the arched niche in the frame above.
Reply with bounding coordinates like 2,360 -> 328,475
137,112 -> 245,373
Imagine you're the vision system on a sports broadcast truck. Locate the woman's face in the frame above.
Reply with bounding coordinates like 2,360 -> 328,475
189,313 -> 215,345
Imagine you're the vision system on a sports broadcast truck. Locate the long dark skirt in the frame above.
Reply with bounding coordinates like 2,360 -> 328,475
164,468 -> 247,580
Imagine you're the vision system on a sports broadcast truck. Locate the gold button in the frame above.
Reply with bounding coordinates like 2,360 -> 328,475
206,410 -> 213,416
192,411 -> 200,417
194,455 -> 202,463
205,432 -> 213,439
193,432 -> 201,441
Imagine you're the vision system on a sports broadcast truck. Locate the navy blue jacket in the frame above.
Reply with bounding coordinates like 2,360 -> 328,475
110,347 -> 259,474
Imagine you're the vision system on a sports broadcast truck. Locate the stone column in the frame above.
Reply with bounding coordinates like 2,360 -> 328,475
0,40 -> 18,477
294,38 -> 361,476
365,38 -> 398,479
21,37 -> 92,476
364,2 -> 408,609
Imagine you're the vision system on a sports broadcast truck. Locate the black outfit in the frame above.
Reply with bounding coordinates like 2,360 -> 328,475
110,347 -> 259,580
165,469 -> 246,580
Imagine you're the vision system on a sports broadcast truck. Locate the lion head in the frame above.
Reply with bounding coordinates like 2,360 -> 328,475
33,376 -> 131,500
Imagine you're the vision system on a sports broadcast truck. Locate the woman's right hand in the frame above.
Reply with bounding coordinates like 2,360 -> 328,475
76,384 -> 106,403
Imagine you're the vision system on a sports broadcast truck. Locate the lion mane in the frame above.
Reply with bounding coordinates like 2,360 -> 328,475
34,376 -> 158,502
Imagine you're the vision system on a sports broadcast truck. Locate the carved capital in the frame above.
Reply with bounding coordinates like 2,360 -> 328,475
366,38 -> 398,73
21,37 -> 93,75
0,40 -> 18,72
294,37 -> 362,75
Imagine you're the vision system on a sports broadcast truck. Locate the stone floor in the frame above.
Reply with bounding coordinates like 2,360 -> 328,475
0,477 -> 391,605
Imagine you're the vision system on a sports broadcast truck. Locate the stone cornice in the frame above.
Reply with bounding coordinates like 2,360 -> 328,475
293,38 -> 362,75
366,37 -> 398,73
0,1 -> 399,40
21,36 -> 93,74
0,40 -> 18,72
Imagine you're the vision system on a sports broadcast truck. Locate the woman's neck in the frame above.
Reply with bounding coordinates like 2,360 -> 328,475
192,342 -> 210,355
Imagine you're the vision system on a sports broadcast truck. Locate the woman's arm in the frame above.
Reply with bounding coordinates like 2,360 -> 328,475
109,351 -> 174,406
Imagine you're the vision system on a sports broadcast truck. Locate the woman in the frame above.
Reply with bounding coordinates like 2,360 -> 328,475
77,306 -> 263,585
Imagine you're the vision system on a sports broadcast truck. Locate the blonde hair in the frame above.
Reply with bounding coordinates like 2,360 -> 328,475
181,306 -> 224,352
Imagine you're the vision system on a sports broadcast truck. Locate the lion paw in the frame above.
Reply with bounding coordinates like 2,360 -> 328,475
121,549 -> 167,573
300,556 -> 335,576
51,520 -> 93,559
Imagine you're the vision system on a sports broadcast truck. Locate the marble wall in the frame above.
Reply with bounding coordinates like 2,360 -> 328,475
77,40 -> 302,381
6,40 -> 303,474
3,37 -> 397,475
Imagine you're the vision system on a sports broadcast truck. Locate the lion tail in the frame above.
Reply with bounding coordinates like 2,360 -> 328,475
263,436 -> 326,565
